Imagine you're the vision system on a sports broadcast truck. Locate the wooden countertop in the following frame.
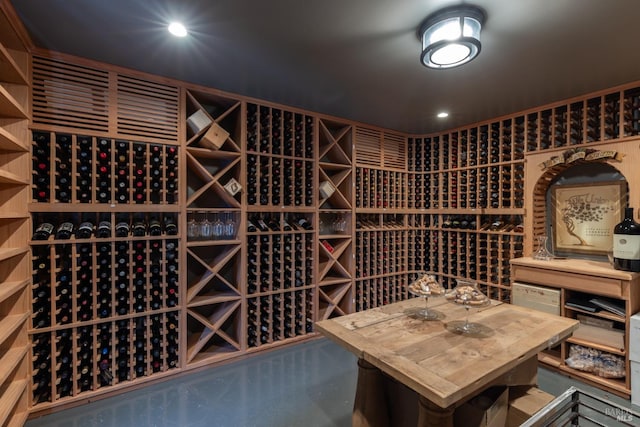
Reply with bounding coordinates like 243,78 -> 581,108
316,297 -> 578,409
510,256 -> 640,280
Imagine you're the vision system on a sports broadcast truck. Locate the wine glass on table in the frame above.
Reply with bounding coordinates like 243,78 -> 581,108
445,279 -> 491,335
407,273 -> 445,321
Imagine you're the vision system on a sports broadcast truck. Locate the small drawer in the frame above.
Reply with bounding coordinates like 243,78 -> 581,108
512,266 -> 623,298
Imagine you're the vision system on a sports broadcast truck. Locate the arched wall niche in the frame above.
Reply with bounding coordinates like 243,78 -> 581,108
522,139 -> 640,257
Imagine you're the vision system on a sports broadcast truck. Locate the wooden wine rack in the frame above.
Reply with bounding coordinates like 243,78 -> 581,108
28,131 -> 182,410
244,102 -> 317,351
184,89 -> 243,367
0,3 -> 30,425
317,118 -> 353,320
0,2 -> 639,418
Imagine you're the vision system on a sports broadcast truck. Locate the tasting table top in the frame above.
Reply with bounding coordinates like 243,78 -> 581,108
316,297 -> 578,409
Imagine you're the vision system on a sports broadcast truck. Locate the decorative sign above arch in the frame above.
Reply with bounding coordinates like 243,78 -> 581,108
539,148 -> 625,171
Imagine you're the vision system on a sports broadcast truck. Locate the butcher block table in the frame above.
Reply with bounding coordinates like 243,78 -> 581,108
316,297 -> 579,427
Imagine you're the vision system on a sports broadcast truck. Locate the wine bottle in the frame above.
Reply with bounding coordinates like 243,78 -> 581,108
164,215 -> 178,235
96,220 -> 112,238
55,222 -> 74,240
613,207 -> 640,272
115,219 -> 130,237
148,218 -> 162,236
33,222 -> 54,241
76,221 -> 94,239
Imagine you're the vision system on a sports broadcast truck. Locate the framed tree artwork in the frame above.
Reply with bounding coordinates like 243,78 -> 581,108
551,181 -> 627,256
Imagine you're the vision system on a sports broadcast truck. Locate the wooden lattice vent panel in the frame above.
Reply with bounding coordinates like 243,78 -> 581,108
116,74 -> 179,142
32,55 -> 110,132
382,132 -> 406,170
32,55 -> 180,141
355,127 -> 407,170
355,127 -> 381,166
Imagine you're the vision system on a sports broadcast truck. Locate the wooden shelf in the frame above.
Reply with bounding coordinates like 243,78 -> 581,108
566,337 -> 625,356
0,126 -> 27,152
0,43 -> 27,85
511,257 -> 639,398
0,247 -> 27,263
0,346 -> 28,388
0,314 -> 28,351
0,278 -> 28,305
0,168 -> 27,185
0,84 -> 26,118
0,379 -> 28,427
558,365 -> 629,397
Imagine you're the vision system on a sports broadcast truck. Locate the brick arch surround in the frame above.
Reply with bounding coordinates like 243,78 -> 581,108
523,139 -> 640,256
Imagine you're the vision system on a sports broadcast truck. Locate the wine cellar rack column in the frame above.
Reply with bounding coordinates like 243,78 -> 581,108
245,103 -> 316,349
354,128 -> 412,311
184,90 -> 243,367
29,133 -> 181,408
406,119 -> 526,298
27,53 -> 183,412
317,118 -> 353,319
0,4 -> 30,425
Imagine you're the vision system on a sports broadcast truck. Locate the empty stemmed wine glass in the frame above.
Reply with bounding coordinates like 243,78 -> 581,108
212,212 -> 224,240
200,212 -> 212,240
187,217 -> 200,240
224,212 -> 236,239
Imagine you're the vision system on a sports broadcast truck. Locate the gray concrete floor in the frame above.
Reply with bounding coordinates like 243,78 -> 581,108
25,338 -> 639,427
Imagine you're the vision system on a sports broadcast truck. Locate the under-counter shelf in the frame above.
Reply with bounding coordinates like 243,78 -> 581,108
511,256 -> 640,398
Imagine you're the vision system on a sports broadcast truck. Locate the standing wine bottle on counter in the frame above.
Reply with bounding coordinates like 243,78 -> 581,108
613,207 -> 640,272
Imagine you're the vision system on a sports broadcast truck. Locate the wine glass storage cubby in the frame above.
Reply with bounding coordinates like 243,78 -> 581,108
185,89 -> 243,367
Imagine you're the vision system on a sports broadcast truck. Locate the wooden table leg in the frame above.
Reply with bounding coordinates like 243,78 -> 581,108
352,358 -> 389,427
417,395 -> 454,427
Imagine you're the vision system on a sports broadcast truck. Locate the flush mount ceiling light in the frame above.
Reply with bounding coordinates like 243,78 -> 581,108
168,22 -> 188,37
418,5 -> 485,69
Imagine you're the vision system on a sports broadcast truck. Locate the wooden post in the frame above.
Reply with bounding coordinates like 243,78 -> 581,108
352,359 -> 390,427
417,396 -> 454,427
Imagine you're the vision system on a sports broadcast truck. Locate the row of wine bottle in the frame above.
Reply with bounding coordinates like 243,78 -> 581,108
32,239 -> 178,328
247,231 -> 313,294
32,131 -> 178,204
407,96 -> 640,173
247,214 -> 313,233
408,125 -> 526,173
247,290 -> 314,348
246,154 -> 314,206
355,230 -> 407,278
246,103 -> 314,159
32,313 -> 179,403
32,214 -> 178,241
355,168 -> 407,210
355,274 -> 410,312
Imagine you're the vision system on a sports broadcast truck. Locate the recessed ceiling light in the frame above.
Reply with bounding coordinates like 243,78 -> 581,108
437,112 -> 449,118
168,22 -> 188,37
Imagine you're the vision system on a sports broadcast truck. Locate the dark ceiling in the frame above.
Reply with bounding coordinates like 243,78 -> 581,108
11,0 -> 640,134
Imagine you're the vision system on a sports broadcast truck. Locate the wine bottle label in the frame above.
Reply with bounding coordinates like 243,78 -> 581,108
613,233 -> 640,260
34,222 -> 54,240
